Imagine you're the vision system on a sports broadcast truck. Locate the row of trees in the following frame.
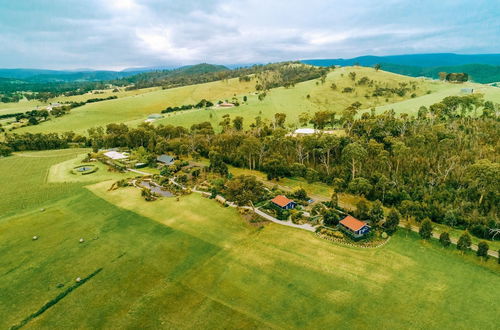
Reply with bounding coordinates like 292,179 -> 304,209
419,219 -> 497,262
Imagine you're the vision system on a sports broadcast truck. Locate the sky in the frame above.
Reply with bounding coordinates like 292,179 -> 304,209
0,0 -> 499,70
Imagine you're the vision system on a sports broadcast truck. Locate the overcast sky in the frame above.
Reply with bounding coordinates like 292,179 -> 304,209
0,0 -> 499,70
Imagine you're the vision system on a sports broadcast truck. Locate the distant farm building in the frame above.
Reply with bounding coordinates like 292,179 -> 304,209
290,128 -> 337,137
156,155 -> 175,166
271,195 -> 296,210
294,128 -> 317,135
217,102 -> 235,108
45,102 -> 62,111
145,113 -> 164,123
339,215 -> 370,238
104,151 -> 128,160
460,88 -> 474,94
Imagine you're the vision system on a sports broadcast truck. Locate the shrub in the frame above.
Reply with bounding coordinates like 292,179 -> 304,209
457,232 -> 472,252
476,241 -> 489,258
419,219 -> 433,239
439,232 -> 451,247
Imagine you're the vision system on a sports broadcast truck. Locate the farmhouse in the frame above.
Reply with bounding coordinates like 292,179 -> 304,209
156,154 -> 175,166
271,195 -> 296,210
104,151 -> 128,160
339,215 -> 370,238
460,88 -> 474,94
45,102 -> 62,111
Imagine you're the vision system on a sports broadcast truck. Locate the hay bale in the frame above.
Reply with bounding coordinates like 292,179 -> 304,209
76,277 -> 81,282
32,236 -> 38,240
79,238 -> 85,243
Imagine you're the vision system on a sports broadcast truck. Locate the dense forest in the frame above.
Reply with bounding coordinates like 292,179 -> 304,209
2,94 -> 499,241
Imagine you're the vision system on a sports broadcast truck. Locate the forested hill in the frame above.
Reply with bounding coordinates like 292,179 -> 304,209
0,68 -> 139,82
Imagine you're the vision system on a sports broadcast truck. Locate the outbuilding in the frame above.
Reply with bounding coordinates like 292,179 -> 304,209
156,155 -> 175,166
104,151 -> 128,160
271,195 -> 296,210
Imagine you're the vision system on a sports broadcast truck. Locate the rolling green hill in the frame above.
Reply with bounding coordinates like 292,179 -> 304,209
4,66 -> 456,134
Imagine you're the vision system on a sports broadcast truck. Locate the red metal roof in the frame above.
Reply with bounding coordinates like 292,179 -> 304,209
339,215 -> 367,231
271,195 -> 294,207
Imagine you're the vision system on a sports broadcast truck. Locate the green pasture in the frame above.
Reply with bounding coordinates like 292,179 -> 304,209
0,150 -> 498,329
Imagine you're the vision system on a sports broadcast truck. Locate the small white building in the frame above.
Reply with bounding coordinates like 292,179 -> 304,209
104,151 -> 128,160
216,102 -> 235,108
294,128 -> 318,135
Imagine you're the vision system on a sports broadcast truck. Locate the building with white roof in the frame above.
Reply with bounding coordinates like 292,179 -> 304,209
103,151 -> 128,160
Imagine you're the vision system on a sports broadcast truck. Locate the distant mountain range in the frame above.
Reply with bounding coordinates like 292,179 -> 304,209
1,53 -> 500,84
301,53 -> 500,67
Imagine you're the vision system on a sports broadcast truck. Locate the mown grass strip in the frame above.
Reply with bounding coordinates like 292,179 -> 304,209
10,268 -> 103,330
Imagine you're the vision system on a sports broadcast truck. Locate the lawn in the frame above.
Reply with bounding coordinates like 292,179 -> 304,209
0,150 -> 499,329
47,151 -> 134,183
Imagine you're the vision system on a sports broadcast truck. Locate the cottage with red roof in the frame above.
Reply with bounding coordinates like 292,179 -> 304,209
271,195 -> 296,210
339,215 -> 370,238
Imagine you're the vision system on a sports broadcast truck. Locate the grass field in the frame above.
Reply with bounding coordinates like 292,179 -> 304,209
9,66 -> 498,135
0,150 -> 499,329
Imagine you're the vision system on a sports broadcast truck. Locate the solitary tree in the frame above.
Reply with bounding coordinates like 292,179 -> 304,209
384,208 -> 400,234
355,200 -> 370,220
457,232 -> 472,253
342,142 -> 367,179
439,232 -> 451,247
274,113 -> 287,129
232,116 -> 244,131
224,175 -> 266,206
476,241 -> 489,259
323,209 -> 340,227
374,63 -> 381,71
419,219 -> 433,240
369,200 -> 384,228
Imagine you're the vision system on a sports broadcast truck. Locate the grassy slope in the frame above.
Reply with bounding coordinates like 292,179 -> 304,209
367,81 -> 500,116
0,87 -> 160,117
12,78 -> 255,134
154,66 -> 438,130
11,66 -> 495,134
0,150 -> 498,329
